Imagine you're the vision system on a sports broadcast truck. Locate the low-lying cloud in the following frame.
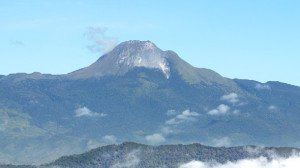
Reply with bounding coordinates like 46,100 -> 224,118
179,155 -> 300,168
145,110 -> 200,144
75,106 -> 107,117
207,104 -> 230,115
221,93 -> 239,104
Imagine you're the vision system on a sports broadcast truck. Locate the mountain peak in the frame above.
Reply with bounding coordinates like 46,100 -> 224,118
104,40 -> 162,62
117,40 -> 158,51
69,40 -> 171,79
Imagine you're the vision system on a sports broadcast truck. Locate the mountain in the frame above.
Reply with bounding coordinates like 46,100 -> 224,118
68,40 -> 237,88
1,142 -> 299,168
0,40 -> 300,165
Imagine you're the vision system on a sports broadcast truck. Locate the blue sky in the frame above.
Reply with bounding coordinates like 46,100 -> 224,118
1,0 -> 299,86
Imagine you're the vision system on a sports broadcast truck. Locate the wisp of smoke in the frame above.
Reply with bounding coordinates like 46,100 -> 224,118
85,26 -> 118,54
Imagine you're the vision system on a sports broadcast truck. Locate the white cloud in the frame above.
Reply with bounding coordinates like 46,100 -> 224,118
221,93 -> 239,104
111,150 -> 140,168
166,110 -> 200,125
86,139 -> 102,150
179,160 -> 207,168
145,133 -> 166,144
74,106 -> 107,117
146,109 -> 199,144
160,126 -> 174,135
268,105 -> 277,111
102,135 -> 117,144
166,109 -> 177,116
85,26 -> 118,54
179,155 -> 300,168
212,137 -> 232,147
232,110 -> 240,115
255,83 -> 271,90
207,104 -> 230,115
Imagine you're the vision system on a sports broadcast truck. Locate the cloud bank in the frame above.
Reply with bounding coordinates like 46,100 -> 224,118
179,155 -> 300,168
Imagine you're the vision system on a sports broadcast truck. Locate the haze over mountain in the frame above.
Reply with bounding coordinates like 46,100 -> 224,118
0,40 -> 300,165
